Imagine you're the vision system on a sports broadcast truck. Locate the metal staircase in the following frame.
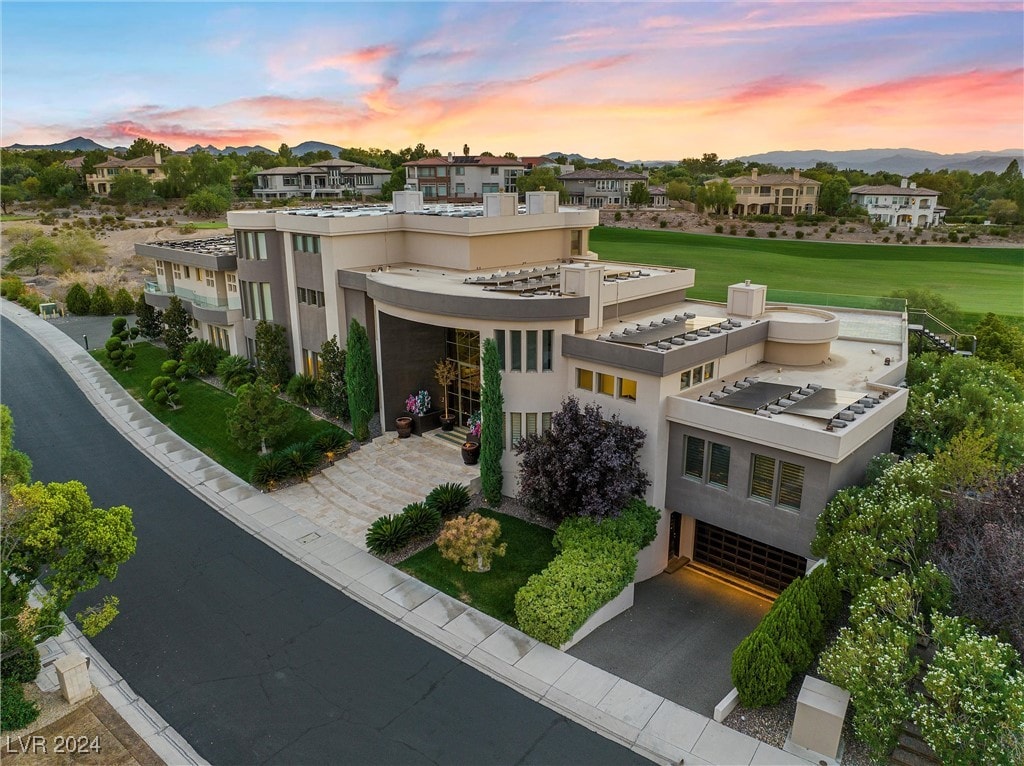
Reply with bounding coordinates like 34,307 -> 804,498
907,309 -> 976,357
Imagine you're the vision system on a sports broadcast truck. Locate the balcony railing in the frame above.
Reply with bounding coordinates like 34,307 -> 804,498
145,281 -> 240,311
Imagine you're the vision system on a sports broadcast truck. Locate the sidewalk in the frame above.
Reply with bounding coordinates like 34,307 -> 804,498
3,300 -> 813,766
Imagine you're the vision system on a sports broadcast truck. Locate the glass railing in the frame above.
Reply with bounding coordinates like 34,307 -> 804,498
143,283 -> 240,311
765,290 -> 906,313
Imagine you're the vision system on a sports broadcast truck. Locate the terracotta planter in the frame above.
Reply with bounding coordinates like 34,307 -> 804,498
439,414 -> 457,432
395,416 -> 413,438
461,441 -> 480,465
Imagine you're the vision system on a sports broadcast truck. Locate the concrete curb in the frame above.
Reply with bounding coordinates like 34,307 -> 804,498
3,300 -> 813,766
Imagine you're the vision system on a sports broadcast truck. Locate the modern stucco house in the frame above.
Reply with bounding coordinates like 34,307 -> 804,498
558,169 -> 650,208
252,159 -> 392,200
711,168 -> 821,216
86,151 -> 166,195
402,154 -> 524,202
139,192 -> 908,592
849,178 -> 945,228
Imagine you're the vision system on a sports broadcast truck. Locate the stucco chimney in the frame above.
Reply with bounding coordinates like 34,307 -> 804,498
792,168 -> 800,180
154,149 -> 162,165
448,152 -> 454,163
910,182 -> 917,189
751,167 -> 759,181
901,178 -> 909,188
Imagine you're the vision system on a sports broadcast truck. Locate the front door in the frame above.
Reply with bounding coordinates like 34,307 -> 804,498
445,328 -> 480,427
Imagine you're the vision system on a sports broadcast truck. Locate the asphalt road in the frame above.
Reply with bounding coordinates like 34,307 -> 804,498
1,317 -> 647,766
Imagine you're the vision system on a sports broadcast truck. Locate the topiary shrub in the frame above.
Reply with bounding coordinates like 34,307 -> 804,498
425,482 -> 471,518
65,282 -> 91,314
112,287 -> 135,315
401,502 -> 442,538
250,452 -> 291,490
365,514 -> 413,555
148,376 -> 180,408
90,285 -> 113,315
731,629 -> 792,707
1,679 -> 40,731
286,374 -> 317,406
183,340 -> 227,376
216,355 -> 255,392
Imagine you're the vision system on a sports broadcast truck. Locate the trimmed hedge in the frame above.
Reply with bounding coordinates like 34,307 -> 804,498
731,630 -> 792,707
514,498 -> 658,646
0,680 -> 39,731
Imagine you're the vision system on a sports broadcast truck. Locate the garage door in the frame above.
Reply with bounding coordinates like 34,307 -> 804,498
693,522 -> 806,593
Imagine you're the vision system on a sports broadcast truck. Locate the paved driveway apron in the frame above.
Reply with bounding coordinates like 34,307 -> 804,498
1,318 -> 647,766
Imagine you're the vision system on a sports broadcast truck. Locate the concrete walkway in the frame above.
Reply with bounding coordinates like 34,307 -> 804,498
3,300 -> 814,766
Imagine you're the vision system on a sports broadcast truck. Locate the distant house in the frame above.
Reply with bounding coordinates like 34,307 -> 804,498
87,151 -> 165,195
62,156 -> 86,171
849,179 -> 944,228
648,185 -> 668,207
711,168 -> 821,216
253,159 -> 391,200
558,169 -> 649,208
403,154 -> 524,202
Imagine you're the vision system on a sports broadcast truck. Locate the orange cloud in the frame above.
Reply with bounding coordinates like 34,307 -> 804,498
829,67 -> 1023,116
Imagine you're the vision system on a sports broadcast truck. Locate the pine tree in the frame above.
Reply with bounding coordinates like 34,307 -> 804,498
255,320 -> 291,388
112,287 -> 136,316
226,377 -> 291,454
480,338 -> 504,506
161,295 -> 193,360
135,293 -> 163,339
345,319 -> 376,441
89,285 -> 113,315
316,335 -> 348,418
65,282 -> 91,315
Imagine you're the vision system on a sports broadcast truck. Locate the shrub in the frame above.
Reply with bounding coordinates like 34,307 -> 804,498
250,452 -> 292,489
960,234 -> 970,243
882,236 -> 891,243
365,514 -> 413,555
425,482 -> 471,517
401,502 -> 442,538
286,374 -> 317,406
805,563 -> 843,623
480,337 -> 504,506
279,440 -> 321,479
0,639 -> 40,683
825,232 -> 832,239
89,284 -> 113,315
112,288 -> 135,315
183,340 -> 227,376
255,320 -> 291,388
316,336 -> 347,418
346,319 -> 376,441
829,225 -> 837,233
436,513 -> 507,572
104,333 -> 135,370
160,359 -> 180,375
714,224 -> 724,233
216,355 -> 255,392
794,230 -> 805,239
614,211 -> 622,221
767,230 -> 777,238
1,679 -> 40,731
148,376 -> 180,408
731,629 -> 792,707
312,429 -> 348,458
762,580 -> 821,673
745,228 -> 756,237
659,219 -> 667,228
17,291 -> 43,313
1,275 -> 25,301
728,225 -> 737,235
515,500 -> 656,646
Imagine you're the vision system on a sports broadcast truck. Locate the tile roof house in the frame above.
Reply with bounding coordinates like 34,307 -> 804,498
711,168 -> 821,216
849,178 -> 944,228
253,159 -> 392,200
558,169 -> 650,208
86,151 -> 165,195
140,190 -> 909,604
403,154 -> 524,202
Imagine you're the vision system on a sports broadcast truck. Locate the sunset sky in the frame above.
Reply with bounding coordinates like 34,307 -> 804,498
2,1 -> 1022,159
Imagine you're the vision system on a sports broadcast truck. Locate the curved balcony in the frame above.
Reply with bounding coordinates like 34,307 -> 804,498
144,282 -> 242,324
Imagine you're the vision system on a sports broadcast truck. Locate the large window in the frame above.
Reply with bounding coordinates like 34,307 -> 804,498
239,231 -> 268,260
494,330 -> 506,370
750,454 -> 804,510
241,280 -> 273,321
684,437 -> 731,488
618,378 -> 637,401
577,368 -> 594,391
526,330 -> 538,372
576,367 -> 637,402
597,372 -> 616,396
510,412 -> 522,446
542,330 -> 553,371
291,234 -> 320,254
297,287 -> 325,307
510,330 -> 522,371
681,361 -> 716,390
684,437 -> 705,479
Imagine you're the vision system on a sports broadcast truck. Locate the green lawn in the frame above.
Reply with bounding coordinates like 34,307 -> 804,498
591,227 -> 1024,323
92,342 -> 346,479
188,221 -> 229,229
1,214 -> 38,222
399,509 -> 556,625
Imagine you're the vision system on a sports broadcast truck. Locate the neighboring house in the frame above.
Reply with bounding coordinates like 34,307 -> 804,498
62,156 -> 86,171
558,169 -> 649,208
139,236 -> 243,354
253,159 -> 392,200
849,178 -> 945,228
711,168 -> 821,216
648,185 -> 668,207
137,191 -> 909,598
403,154 -> 524,202
87,151 -> 165,195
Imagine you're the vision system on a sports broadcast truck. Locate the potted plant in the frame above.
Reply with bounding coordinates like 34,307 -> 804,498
466,411 -> 482,443
461,440 -> 480,465
400,390 -> 430,437
395,415 -> 413,438
434,358 -> 459,431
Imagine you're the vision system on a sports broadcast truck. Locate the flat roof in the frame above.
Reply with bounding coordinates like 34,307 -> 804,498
142,235 -> 236,255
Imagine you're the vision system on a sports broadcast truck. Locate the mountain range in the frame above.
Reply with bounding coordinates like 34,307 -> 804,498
5,137 -> 1021,176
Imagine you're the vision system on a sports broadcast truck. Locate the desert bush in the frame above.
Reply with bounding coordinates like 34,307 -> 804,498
17,291 -> 43,313
312,429 -> 348,458
614,211 -> 622,222
1,275 -> 25,301
795,230 -> 804,239
425,482 -> 471,518
767,230 -> 777,238
365,514 -> 413,555
714,224 -> 724,233
401,502 -> 442,538
659,219 -> 667,228
745,228 -> 756,237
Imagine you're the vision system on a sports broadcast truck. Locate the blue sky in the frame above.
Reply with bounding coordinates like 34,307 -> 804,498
2,2 -> 1022,157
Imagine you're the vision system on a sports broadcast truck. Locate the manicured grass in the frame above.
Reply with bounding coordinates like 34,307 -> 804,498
591,227 -> 1024,320
1,215 -> 37,222
92,342 -> 346,480
188,221 -> 228,229
399,509 -> 556,626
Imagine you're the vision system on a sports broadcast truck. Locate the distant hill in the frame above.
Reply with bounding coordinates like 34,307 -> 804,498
291,141 -> 344,157
5,136 -> 118,152
184,143 -> 277,156
733,148 -> 1024,175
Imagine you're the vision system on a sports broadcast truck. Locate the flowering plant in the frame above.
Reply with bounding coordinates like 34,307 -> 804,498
467,411 -> 482,438
405,390 -> 431,416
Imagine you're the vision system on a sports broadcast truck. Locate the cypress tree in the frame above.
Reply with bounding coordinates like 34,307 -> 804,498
65,282 -> 91,315
480,337 -> 504,506
255,320 -> 291,388
89,285 -> 113,315
316,335 -> 348,418
345,319 -> 376,441
135,293 -> 163,339
161,295 -> 193,360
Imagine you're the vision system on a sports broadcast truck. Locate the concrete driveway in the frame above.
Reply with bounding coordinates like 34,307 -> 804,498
567,566 -> 770,716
